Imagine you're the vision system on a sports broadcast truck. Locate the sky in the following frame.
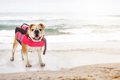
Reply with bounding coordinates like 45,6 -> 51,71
0,0 -> 120,15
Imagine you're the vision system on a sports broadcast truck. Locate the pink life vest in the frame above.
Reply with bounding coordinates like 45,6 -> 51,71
15,25 -> 45,47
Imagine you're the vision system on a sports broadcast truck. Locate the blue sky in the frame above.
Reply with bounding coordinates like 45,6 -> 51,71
0,0 -> 120,15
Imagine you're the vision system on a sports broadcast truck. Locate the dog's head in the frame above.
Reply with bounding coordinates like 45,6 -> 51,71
27,23 -> 45,42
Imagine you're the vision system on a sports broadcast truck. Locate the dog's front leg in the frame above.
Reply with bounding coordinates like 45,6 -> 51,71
10,37 -> 18,61
37,47 -> 45,67
22,44 -> 32,67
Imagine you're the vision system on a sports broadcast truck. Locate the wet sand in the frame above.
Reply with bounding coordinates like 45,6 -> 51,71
0,46 -> 120,73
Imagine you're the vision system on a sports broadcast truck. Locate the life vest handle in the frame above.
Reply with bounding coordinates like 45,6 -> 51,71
20,23 -> 29,28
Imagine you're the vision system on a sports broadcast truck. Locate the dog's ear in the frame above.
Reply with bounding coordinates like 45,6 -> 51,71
27,24 -> 34,34
39,23 -> 45,29
29,24 -> 34,29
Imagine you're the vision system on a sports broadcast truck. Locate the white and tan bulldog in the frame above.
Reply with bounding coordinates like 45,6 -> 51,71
10,23 -> 46,67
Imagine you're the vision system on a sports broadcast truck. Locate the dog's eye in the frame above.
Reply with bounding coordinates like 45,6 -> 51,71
31,29 -> 34,31
39,29 -> 42,31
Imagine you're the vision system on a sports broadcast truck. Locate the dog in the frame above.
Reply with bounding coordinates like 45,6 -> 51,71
10,23 -> 46,67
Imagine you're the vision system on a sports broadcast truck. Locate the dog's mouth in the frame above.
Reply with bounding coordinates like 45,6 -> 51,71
32,37 -> 41,40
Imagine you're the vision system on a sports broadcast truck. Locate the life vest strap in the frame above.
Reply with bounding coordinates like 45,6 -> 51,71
15,27 -> 28,34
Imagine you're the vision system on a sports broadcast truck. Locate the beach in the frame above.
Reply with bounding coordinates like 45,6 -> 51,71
0,13 -> 120,79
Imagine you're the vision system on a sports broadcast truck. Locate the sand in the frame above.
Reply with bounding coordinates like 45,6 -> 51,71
0,63 -> 120,80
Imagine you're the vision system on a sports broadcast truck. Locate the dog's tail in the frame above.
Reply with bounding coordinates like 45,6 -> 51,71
43,37 -> 47,55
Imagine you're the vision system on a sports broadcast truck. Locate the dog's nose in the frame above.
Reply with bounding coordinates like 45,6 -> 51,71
34,30 -> 39,34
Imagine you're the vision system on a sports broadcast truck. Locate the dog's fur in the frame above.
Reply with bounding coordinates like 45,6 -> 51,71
10,23 -> 45,67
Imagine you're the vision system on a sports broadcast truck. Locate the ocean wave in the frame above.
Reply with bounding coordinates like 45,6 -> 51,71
0,23 -> 71,35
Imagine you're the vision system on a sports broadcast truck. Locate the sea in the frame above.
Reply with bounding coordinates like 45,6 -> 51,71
0,12 -> 120,49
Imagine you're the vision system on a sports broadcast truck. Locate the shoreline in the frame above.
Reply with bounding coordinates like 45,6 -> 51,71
0,49 -> 120,73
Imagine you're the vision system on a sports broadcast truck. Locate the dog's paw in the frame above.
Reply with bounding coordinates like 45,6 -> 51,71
40,63 -> 45,67
10,57 -> 14,61
26,64 -> 32,67
22,57 -> 24,61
